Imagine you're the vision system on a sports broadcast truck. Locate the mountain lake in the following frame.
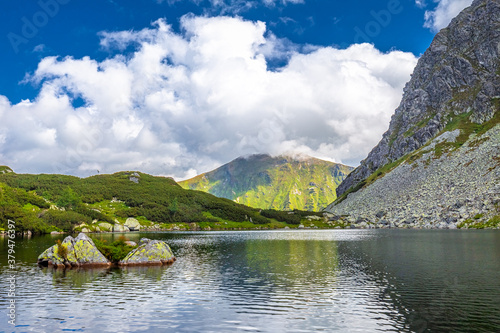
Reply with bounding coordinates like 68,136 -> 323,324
1,229 -> 499,332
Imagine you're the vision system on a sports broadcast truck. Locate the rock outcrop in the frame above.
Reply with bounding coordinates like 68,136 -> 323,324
119,238 -> 176,266
326,125 -> 499,228
337,0 -> 500,197
38,233 -> 111,268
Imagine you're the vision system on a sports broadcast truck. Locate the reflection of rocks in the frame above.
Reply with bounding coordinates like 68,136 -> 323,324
38,233 -> 111,268
41,266 -> 111,287
119,239 -> 176,266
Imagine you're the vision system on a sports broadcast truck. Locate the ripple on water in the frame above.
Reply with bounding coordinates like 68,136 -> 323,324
0,230 -> 499,332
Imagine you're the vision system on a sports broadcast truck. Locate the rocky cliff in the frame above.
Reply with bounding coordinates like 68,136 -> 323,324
337,0 -> 500,197
327,0 -> 500,228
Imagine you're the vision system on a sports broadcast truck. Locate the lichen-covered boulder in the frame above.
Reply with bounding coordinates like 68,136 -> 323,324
119,240 -> 176,266
112,224 -> 130,232
38,233 -> 110,268
139,238 -> 151,245
98,222 -> 113,232
37,239 -> 68,268
72,233 -> 110,265
124,217 -> 141,231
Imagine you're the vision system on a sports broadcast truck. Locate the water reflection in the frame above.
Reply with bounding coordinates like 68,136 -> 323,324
0,230 -> 499,332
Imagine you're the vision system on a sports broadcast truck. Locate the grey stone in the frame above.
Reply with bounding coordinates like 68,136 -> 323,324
98,222 -> 113,232
38,233 -> 110,267
113,224 -> 130,232
119,240 -> 176,266
124,217 -> 141,231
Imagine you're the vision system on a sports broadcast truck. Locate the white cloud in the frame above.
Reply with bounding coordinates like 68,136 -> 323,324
0,16 -> 417,179
33,44 -> 47,53
423,0 -> 473,32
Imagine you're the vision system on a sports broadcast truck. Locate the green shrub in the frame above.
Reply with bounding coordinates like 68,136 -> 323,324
261,209 -> 301,224
40,210 -> 92,231
55,239 -> 68,261
92,236 -> 137,263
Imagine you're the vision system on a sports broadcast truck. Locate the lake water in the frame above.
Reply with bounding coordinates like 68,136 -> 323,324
1,230 -> 499,332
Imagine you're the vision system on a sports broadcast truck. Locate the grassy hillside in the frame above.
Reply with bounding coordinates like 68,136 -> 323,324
180,154 -> 353,211
0,169 -> 324,233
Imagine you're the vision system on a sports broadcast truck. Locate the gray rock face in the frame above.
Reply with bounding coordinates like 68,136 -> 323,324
338,0 -> 500,197
326,125 -> 500,229
119,239 -> 176,266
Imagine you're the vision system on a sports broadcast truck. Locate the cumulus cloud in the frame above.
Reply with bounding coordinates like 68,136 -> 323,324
423,0 -> 473,32
0,16 -> 417,179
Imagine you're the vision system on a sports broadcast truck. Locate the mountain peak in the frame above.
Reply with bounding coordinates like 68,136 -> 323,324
180,154 -> 353,211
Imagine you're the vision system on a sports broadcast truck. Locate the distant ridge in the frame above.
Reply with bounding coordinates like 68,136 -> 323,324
180,154 -> 353,211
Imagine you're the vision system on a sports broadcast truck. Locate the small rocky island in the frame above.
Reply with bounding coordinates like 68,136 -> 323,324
38,233 -> 176,268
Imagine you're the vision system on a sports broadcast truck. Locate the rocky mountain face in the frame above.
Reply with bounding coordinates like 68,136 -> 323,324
327,0 -> 500,229
180,154 -> 353,211
337,0 -> 500,197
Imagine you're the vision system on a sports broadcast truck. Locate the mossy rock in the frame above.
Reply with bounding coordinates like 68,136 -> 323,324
124,217 -> 141,231
119,240 -> 176,266
38,233 -> 111,268
98,222 -> 113,232
112,224 -> 130,232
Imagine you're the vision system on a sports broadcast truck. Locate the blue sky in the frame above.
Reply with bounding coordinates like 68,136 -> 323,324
0,0 -> 473,178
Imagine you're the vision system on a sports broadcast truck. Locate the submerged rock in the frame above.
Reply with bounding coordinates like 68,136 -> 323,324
119,240 -> 176,266
38,233 -> 111,268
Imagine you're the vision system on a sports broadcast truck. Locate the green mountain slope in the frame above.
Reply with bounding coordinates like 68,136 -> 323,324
0,168 -> 317,233
179,154 -> 353,211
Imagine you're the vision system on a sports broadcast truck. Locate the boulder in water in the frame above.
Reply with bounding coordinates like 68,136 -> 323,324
119,239 -> 176,266
38,233 -> 111,268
